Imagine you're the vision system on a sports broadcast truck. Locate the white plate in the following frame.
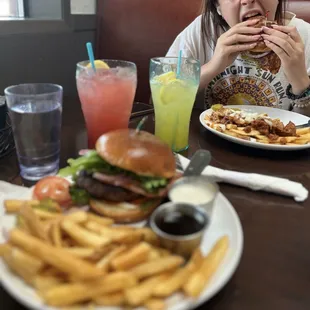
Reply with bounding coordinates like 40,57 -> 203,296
200,105 -> 310,151
0,182 -> 243,310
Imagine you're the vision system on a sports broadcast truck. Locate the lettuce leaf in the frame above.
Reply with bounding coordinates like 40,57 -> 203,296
69,186 -> 90,206
58,151 -> 168,193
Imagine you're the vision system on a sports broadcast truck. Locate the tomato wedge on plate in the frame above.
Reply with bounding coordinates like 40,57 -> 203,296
33,176 -> 72,207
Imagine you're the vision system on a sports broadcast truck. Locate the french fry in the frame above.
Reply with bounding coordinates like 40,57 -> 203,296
147,248 -> 161,261
8,246 -> 45,274
2,253 -> 34,284
145,298 -> 166,310
4,200 -> 40,213
86,221 -> 143,244
0,243 -> 11,256
1,244 -> 44,275
87,213 -> 114,226
61,220 -> 111,248
226,124 -> 237,130
130,256 -> 185,280
65,211 -> 88,223
153,248 -> 203,297
113,230 -> 144,244
293,138 -> 310,145
9,229 -> 105,280
19,204 -> 49,242
125,274 -> 168,306
34,209 -> 60,220
51,222 -> 62,247
296,127 -> 310,135
183,236 -> 229,298
87,244 -> 119,262
96,245 -> 127,270
84,221 -> 125,239
16,214 -> 31,233
299,132 -> 310,139
111,225 -> 136,231
111,242 -> 151,270
224,130 -> 238,138
139,227 -> 160,246
42,272 -> 137,306
39,267 -> 65,277
94,292 -> 125,306
231,128 -> 261,136
153,267 -> 192,297
63,247 -> 95,258
33,274 -> 64,292
186,247 -> 204,272
153,247 -> 171,257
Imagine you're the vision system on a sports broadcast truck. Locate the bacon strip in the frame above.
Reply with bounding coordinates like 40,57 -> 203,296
92,172 -> 173,198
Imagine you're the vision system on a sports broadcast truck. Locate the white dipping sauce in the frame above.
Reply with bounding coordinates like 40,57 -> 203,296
169,183 -> 215,205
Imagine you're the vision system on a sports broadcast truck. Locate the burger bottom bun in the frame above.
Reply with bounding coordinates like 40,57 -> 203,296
249,41 -> 271,53
89,198 -> 163,223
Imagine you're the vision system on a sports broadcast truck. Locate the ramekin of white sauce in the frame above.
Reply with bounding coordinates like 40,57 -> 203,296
168,176 -> 219,219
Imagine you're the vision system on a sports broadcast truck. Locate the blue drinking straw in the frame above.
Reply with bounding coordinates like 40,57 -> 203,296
176,49 -> 182,79
86,42 -> 96,72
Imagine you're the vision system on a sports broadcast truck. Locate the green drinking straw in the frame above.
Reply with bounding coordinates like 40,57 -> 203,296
176,50 -> 182,79
86,42 -> 96,72
136,116 -> 149,134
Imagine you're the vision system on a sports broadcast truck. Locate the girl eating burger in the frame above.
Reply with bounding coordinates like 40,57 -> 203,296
167,0 -> 310,116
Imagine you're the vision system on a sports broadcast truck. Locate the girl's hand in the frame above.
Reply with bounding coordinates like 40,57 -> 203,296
262,25 -> 310,94
208,19 -> 262,76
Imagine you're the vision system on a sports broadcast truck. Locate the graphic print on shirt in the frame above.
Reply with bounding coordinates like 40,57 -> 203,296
204,56 -> 288,109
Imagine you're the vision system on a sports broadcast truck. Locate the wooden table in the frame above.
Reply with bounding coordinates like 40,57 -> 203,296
1,98 -> 310,310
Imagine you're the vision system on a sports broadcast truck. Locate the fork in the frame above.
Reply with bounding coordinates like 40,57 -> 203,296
173,152 -> 184,171
296,120 -> 310,129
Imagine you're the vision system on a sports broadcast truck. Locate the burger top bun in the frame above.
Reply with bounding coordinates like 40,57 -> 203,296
96,129 -> 176,179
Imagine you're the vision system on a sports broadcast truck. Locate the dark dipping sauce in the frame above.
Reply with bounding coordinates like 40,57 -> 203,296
155,210 -> 206,236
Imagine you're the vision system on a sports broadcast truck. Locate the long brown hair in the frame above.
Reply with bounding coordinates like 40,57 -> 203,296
201,0 -> 287,59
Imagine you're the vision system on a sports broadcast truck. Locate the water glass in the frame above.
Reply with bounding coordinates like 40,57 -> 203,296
5,83 -> 63,181
150,57 -> 200,152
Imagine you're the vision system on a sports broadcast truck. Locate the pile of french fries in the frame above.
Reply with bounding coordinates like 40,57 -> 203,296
0,199 -> 229,309
205,114 -> 310,145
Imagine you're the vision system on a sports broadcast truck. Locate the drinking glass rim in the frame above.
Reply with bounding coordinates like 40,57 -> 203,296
150,56 -> 200,64
4,83 -> 63,97
77,59 -> 137,69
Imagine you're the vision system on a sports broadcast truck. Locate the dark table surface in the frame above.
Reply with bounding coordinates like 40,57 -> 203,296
1,98 -> 310,310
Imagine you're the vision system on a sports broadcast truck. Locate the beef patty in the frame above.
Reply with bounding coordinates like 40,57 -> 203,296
75,170 -> 141,202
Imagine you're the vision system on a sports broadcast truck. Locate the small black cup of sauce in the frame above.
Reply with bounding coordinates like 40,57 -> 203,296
149,202 -> 209,258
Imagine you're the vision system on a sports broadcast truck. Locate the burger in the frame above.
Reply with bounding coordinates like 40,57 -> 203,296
242,15 -> 281,74
58,129 -> 177,223
249,15 -> 278,53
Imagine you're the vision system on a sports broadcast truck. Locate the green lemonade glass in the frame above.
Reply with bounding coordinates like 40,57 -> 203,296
150,57 -> 200,152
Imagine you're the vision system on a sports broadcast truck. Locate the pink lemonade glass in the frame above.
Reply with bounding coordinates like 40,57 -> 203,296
76,60 -> 137,148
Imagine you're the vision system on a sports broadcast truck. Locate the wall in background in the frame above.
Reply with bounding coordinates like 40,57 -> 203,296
71,0 -> 96,14
0,0 -> 96,97
27,0 -> 63,19
0,32 -> 95,97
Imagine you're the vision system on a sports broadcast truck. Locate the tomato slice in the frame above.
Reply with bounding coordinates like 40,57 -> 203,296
33,176 -> 72,206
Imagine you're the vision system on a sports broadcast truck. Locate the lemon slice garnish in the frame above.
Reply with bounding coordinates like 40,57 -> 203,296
86,60 -> 110,69
159,79 -> 187,105
211,104 -> 223,111
155,71 -> 177,84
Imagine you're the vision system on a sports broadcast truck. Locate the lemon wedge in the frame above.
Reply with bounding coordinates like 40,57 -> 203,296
211,104 -> 223,111
160,79 -> 187,105
86,60 -> 110,69
155,71 -> 177,84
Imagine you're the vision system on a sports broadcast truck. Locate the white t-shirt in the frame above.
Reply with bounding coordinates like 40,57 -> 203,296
166,12 -> 310,110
